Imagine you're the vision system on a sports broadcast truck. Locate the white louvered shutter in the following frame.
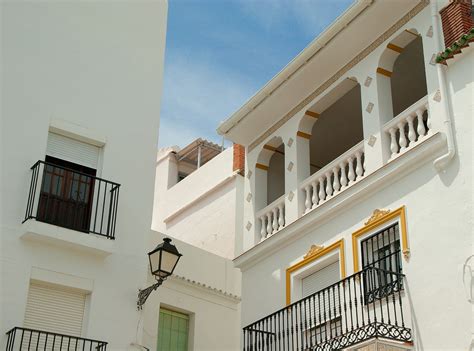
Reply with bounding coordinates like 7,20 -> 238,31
302,262 -> 340,323
46,132 -> 100,169
24,282 -> 86,337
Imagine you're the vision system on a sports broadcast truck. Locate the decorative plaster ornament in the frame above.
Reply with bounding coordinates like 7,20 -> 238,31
246,193 -> 252,202
368,135 -> 377,147
246,221 -> 252,231
426,26 -> 433,38
433,90 -> 441,102
365,209 -> 391,226
287,138 -> 294,147
288,191 -> 294,202
287,161 -> 294,172
304,245 -> 324,259
364,76 -> 373,87
366,102 -> 374,113
247,170 -> 252,179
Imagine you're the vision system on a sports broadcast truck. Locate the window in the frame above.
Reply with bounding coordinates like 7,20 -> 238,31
37,156 -> 96,233
361,223 -> 403,303
157,308 -> 189,351
301,261 -> 342,345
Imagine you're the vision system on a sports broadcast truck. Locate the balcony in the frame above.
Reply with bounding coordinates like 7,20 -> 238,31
23,160 -> 120,240
243,267 -> 411,351
5,327 -> 108,350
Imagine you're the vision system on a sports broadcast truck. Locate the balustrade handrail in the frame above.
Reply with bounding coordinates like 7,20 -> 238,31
5,326 -> 108,350
382,95 -> 429,131
243,266 -> 404,329
23,160 -> 120,239
300,140 -> 364,190
243,266 -> 410,351
256,193 -> 286,219
30,160 -> 120,187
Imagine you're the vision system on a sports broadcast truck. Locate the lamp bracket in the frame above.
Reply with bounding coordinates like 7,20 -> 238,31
137,278 -> 165,310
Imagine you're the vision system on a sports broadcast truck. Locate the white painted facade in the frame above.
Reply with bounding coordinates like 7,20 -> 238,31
148,144 -> 243,350
153,146 -> 244,259
218,1 -> 473,350
1,1 -> 168,350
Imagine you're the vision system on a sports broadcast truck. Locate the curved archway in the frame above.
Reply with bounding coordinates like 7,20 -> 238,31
377,29 -> 427,120
299,78 -> 364,176
255,136 -> 285,211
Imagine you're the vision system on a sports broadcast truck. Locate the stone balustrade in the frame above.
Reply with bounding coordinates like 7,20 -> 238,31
383,96 -> 430,160
257,195 -> 286,241
300,141 -> 365,214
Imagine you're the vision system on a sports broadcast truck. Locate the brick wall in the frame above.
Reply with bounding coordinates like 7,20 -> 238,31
440,0 -> 473,48
233,144 -> 245,176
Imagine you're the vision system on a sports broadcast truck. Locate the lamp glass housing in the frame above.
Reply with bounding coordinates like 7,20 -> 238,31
148,238 -> 182,279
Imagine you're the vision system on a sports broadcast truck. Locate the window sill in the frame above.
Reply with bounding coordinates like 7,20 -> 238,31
20,220 -> 115,257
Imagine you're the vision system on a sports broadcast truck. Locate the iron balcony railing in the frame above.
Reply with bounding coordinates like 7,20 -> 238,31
5,327 -> 108,350
243,267 -> 411,351
23,160 -> 120,239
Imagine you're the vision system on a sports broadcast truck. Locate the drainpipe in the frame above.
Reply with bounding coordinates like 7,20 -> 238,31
431,0 -> 456,171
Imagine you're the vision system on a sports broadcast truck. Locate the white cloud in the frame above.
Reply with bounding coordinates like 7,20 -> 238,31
159,53 -> 257,148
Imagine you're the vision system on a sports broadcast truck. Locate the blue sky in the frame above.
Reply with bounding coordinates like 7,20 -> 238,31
159,0 -> 353,148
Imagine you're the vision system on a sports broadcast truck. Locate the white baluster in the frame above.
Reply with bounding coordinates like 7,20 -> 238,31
311,181 -> 318,208
340,162 -> 348,188
266,213 -> 272,236
407,115 -> 416,144
332,167 -> 340,193
272,208 -> 278,232
318,178 -> 325,201
416,109 -> 426,137
347,157 -> 355,183
398,122 -> 407,151
389,128 -> 399,156
260,216 -> 267,241
278,204 -> 285,229
325,173 -> 333,197
304,185 -> 311,212
355,151 -> 363,178
425,104 -> 431,133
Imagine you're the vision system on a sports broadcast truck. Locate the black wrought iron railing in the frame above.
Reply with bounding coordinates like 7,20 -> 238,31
5,327 -> 108,350
23,160 -> 120,239
243,267 -> 410,351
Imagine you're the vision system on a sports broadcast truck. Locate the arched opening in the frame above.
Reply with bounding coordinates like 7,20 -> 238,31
304,80 -> 364,175
254,136 -> 285,211
255,137 -> 286,241
267,143 -> 285,205
390,35 -> 427,117
377,30 -> 428,121
297,79 -> 365,213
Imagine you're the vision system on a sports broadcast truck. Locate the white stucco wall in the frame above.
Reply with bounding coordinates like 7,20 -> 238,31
236,4 -> 473,351
153,147 -> 242,259
1,1 -> 167,349
150,147 -> 242,349
141,232 -> 241,351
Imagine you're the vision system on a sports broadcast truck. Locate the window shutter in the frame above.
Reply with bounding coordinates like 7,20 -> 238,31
46,132 -> 100,169
302,261 -> 340,298
157,309 -> 189,351
302,261 -> 340,324
24,282 -> 86,337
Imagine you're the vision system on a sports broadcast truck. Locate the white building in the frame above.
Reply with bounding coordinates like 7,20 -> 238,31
218,0 -> 473,350
1,1 -> 168,350
144,139 -> 243,350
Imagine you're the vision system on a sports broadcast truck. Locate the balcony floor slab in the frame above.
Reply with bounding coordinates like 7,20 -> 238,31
20,220 -> 115,257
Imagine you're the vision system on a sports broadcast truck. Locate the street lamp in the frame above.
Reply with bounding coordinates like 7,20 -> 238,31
137,238 -> 182,310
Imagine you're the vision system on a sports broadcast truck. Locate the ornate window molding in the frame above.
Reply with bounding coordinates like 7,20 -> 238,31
285,239 -> 346,305
352,206 -> 409,272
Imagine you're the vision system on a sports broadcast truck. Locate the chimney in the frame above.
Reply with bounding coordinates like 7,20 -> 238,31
440,0 -> 473,48
233,144 -> 245,176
